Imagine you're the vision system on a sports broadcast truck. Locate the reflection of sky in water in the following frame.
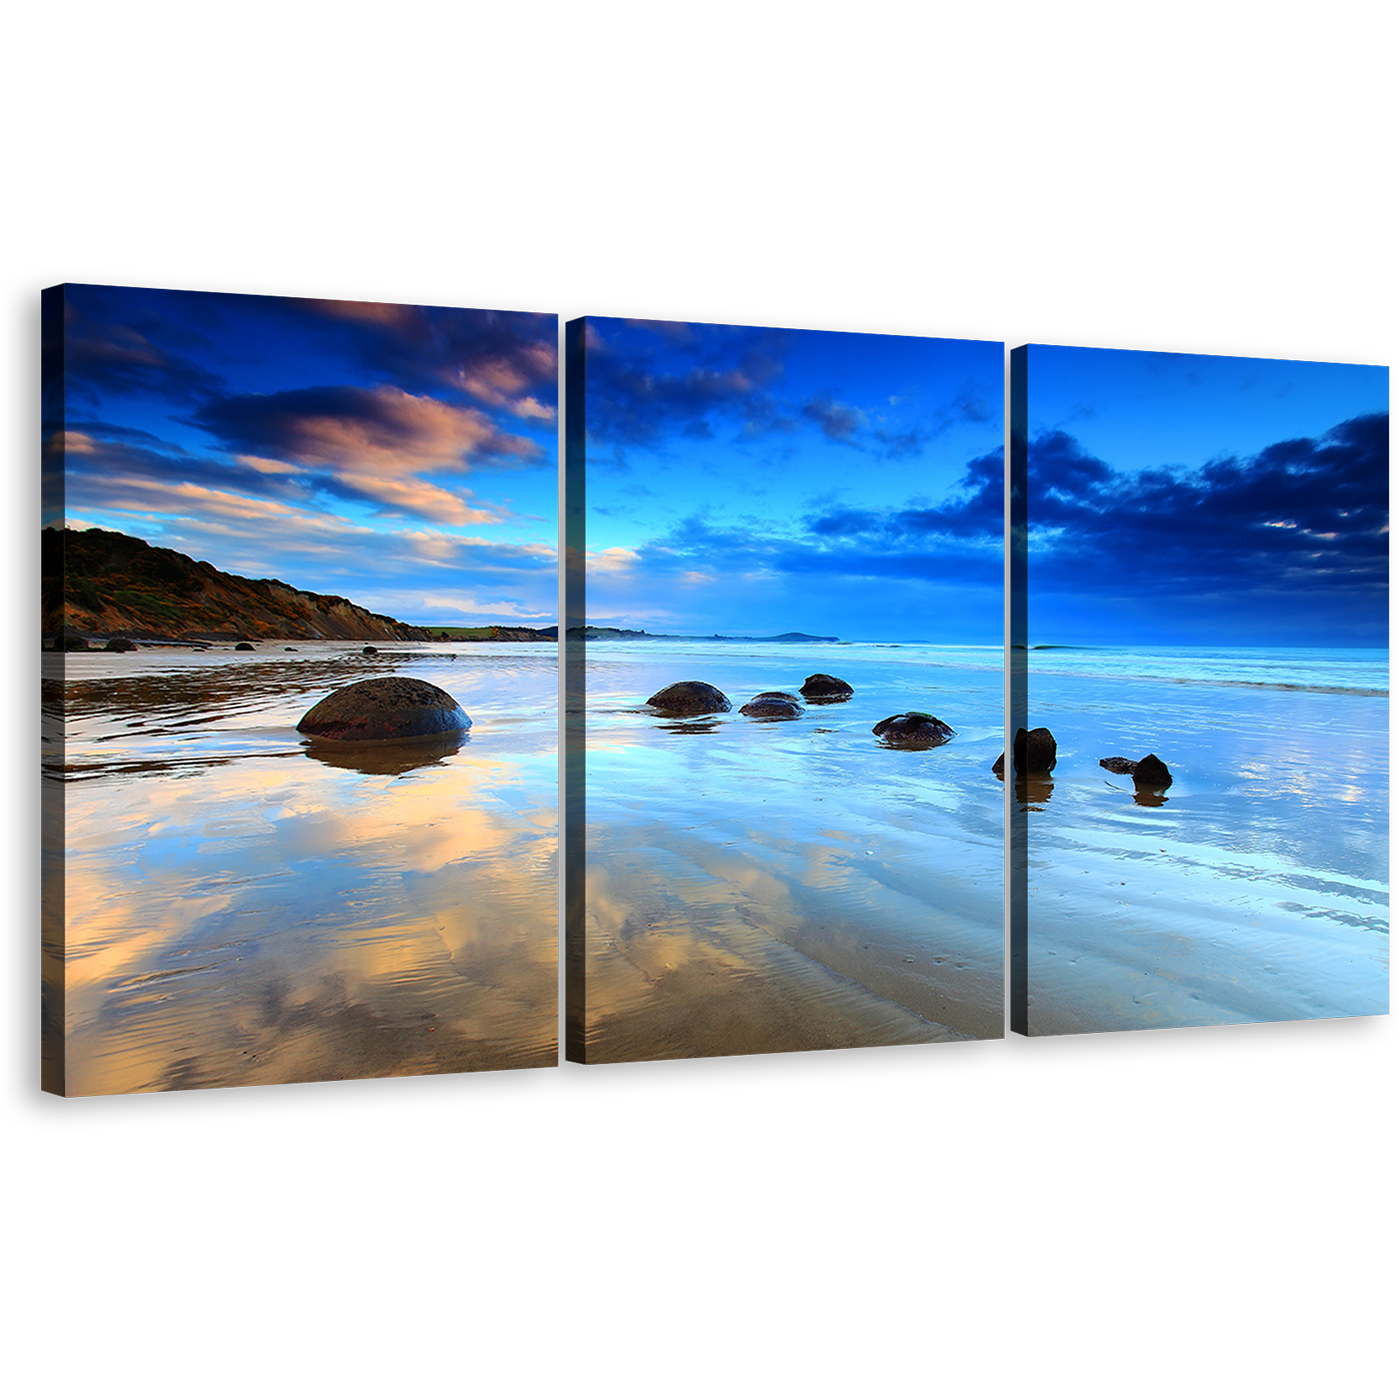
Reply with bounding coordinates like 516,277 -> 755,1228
1024,662 -> 1388,1034
54,644 -> 557,1095
576,642 -> 1005,1060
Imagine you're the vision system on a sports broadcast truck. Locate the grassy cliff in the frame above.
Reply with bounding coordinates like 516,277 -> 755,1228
43,527 -> 431,644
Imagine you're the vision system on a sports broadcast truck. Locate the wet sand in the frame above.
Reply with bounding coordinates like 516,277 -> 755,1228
1021,657 -> 1388,1035
570,642 -> 1005,1062
48,643 -> 557,1095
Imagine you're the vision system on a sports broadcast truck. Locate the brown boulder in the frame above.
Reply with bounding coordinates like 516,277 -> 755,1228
873,712 -> 955,747
297,677 -> 472,741
799,673 -> 853,702
646,681 -> 732,716
1100,753 -> 1173,787
1135,753 -> 1172,785
993,726 -> 1057,776
740,691 -> 804,719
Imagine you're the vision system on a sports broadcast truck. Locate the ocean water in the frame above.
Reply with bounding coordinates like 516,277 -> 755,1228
1019,645 -> 1389,1034
570,639 -> 1006,1061
44,642 -> 558,1095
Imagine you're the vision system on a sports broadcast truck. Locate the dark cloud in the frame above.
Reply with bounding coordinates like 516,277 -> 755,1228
802,395 -> 863,444
186,385 -> 541,471
1029,412 -> 1389,605
583,323 -> 789,447
807,447 -> 1004,542
873,426 -> 931,460
56,295 -> 226,406
289,300 -> 558,418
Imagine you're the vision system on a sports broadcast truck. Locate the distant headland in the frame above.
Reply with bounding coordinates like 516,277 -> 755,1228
42,527 -> 556,647
567,626 -> 840,643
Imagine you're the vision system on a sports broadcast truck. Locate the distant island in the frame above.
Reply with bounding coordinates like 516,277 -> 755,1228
567,626 -> 839,643
43,527 -> 556,646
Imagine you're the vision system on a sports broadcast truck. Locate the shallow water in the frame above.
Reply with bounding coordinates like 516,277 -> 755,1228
46,642 -> 558,1095
571,641 -> 1005,1061
1020,648 -> 1389,1034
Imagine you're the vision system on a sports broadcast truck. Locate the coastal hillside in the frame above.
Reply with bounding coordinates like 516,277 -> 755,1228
43,526 -> 431,644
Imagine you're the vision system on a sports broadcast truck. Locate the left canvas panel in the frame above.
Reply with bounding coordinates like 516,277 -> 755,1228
41,285 -> 560,1096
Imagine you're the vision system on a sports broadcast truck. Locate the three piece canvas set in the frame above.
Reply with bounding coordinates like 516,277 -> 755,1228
41,285 -> 1390,1096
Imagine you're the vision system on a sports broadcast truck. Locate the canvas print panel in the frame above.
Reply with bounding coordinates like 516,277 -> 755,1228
1011,343 -> 1388,1036
42,285 -> 559,1095
565,316 -> 1005,1064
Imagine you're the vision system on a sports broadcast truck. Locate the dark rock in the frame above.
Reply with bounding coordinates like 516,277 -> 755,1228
56,625 -> 90,652
646,681 -> 731,716
1098,753 -> 1173,787
104,637 -> 138,652
1015,726 -> 1056,773
873,711 -> 955,747
1099,757 -> 1136,774
994,727 -> 1057,776
740,691 -> 804,719
362,645 -> 379,656
1134,753 -> 1173,786
799,673 -> 853,702
297,677 -> 472,742
235,641 -> 255,651
285,647 -> 296,652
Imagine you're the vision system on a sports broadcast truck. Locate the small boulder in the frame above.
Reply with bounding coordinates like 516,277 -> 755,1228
1099,753 -> 1173,787
740,691 -> 804,719
646,681 -> 731,716
1134,753 -> 1173,786
362,645 -> 379,656
993,726 -> 1058,776
235,641 -> 255,651
873,711 -> 955,747
800,673 -> 853,702
297,677 -> 472,742
104,637 -> 138,653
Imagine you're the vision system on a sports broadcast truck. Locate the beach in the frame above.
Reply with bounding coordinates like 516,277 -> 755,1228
46,641 -> 558,1095
569,639 -> 1006,1062
1020,646 -> 1389,1035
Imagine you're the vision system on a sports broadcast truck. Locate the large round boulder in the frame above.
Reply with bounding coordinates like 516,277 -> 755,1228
645,681 -> 731,716
297,677 -> 472,741
234,641 -> 255,651
873,712 -> 954,747
56,625 -> 90,652
104,636 -> 138,653
799,673 -> 853,703
362,645 -> 379,656
740,691 -> 804,719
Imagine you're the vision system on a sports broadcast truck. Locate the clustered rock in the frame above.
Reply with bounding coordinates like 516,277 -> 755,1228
645,676 -> 957,750
994,727 -> 1174,790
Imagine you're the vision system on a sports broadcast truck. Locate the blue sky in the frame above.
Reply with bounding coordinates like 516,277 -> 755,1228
44,285 -> 558,625
1025,345 -> 1389,647
580,317 -> 1004,642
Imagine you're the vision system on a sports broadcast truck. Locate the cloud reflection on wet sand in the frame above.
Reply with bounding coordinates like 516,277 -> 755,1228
62,742 -> 556,1095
